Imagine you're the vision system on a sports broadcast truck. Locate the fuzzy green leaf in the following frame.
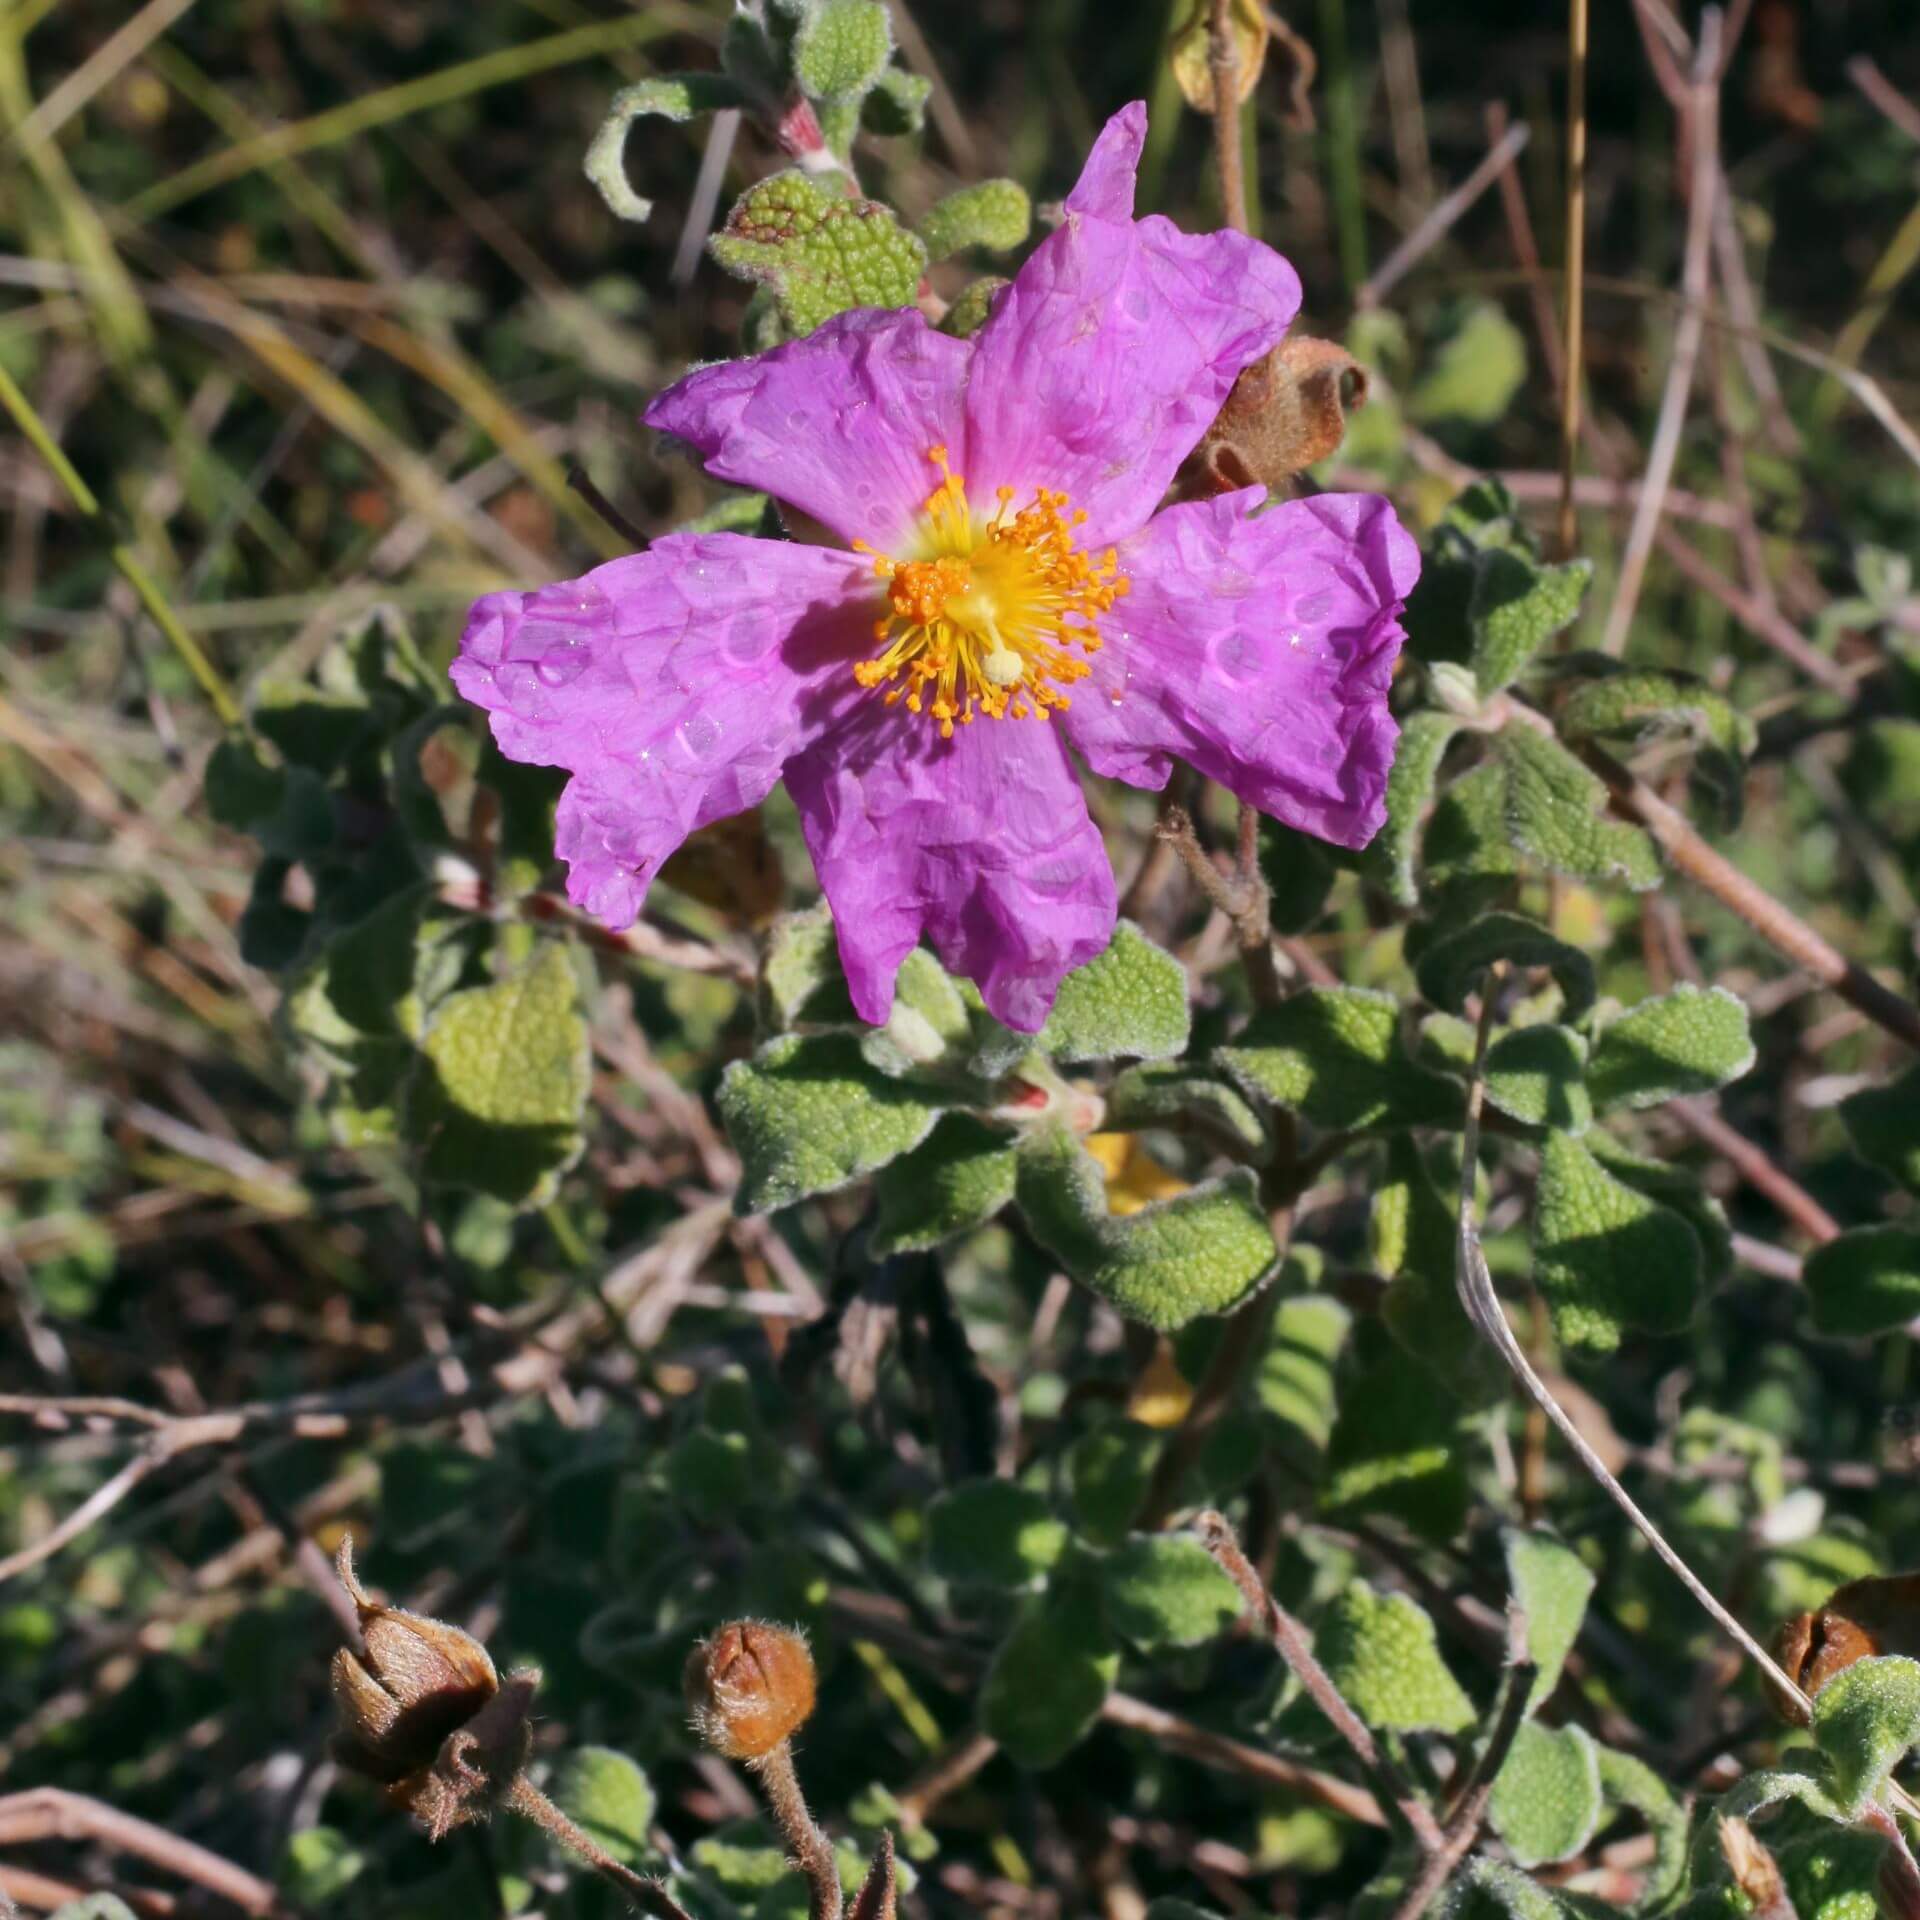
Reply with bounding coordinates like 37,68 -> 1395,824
1101,1534 -> 1244,1650
1364,710 -> 1463,905
1840,1067 -> 1920,1193
1013,1127 -> 1277,1331
1593,1747 -> 1687,1908
407,943 -> 590,1207
1483,1024 -> 1592,1132
1533,1131 -> 1701,1352
1407,301 -> 1527,427
1556,665 -> 1756,829
1414,911 -> 1596,1021
761,904 -> 858,1029
871,1117 -> 1017,1253
1585,1131 -> 1733,1282
1503,1530 -> 1595,1713
1314,1581 -> 1475,1733
554,1748 -> 656,1866
1105,1061 -> 1269,1154
1442,1860 -> 1576,1920
1422,759 -> 1523,886
1586,985 -> 1754,1112
862,66 -> 932,135
1805,1227 -> 1920,1338
1811,1655 -> 1920,1818
1323,1320 -> 1472,1536
919,180 -> 1032,261
1036,921 -> 1190,1064
792,0 -> 893,102
1255,1291 -> 1351,1458
1216,988 -> 1462,1131
1488,1723 -> 1604,1868
1469,549 -> 1592,696
1498,727 -> 1662,890
927,1480 -> 1067,1590
709,171 -> 926,337
981,1578 -> 1119,1769
583,75 -> 747,223
719,1033 -> 941,1214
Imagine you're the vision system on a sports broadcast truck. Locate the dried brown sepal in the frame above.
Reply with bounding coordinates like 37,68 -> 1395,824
849,1831 -> 897,1920
1183,336 -> 1370,497
1718,1815 -> 1799,1920
686,1620 -> 818,1760
1769,1571 -> 1920,1718
329,1535 -> 536,1839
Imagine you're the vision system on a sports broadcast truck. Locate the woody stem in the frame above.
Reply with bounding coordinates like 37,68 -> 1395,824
753,1739 -> 843,1920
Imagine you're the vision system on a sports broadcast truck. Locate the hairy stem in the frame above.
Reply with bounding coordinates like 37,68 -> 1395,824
753,1739 -> 843,1920
505,1773 -> 696,1919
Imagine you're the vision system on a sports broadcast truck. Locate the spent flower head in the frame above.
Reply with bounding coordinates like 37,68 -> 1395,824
330,1536 -> 537,1840
455,102 -> 1416,1033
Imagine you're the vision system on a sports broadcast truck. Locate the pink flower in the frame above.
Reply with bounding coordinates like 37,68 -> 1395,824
453,104 -> 1418,1033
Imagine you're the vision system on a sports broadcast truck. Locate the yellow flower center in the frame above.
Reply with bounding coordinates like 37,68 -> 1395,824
851,447 -> 1128,740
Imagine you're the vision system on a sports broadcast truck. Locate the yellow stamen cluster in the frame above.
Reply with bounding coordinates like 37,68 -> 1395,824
851,447 -> 1128,739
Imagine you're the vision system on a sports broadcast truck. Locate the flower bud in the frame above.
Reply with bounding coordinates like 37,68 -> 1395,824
1771,1571 -> 1920,1715
685,1620 -> 817,1761
329,1536 -> 536,1839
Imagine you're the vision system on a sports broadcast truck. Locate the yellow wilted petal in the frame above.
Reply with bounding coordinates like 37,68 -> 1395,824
1127,1337 -> 1195,1429
1168,0 -> 1269,112
1086,1132 -> 1190,1217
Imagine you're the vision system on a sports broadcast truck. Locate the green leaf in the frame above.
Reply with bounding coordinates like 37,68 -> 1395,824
926,1480 -> 1067,1590
1364,710 -> 1463,905
1592,1747 -> 1687,1909
1013,1126 -> 1278,1331
1811,1655 -> 1920,1818
554,1747 -> 657,1866
919,180 -> 1032,261
1314,1581 -> 1475,1733
862,65 -> 932,135
792,0 -> 893,103
1503,1530 -> 1595,1714
762,903 -> 858,1029
1373,1137 -> 1503,1402
1323,1320 -> 1472,1536
1805,1227 -> 1920,1338
860,949 -> 976,1076
1533,1131 -> 1701,1353
1414,911 -> 1596,1021
1216,988 -> 1462,1131
1488,1723 -> 1604,1868
1068,1423 -> 1159,1547
1586,985 -> 1754,1111
981,1576 -> 1119,1768
1556,666 -> 1756,835
1105,1061 -> 1269,1155
871,1116 -> 1017,1253
1442,1861 -> 1577,1920
1423,759 -> 1522,886
1254,1290 -> 1351,1458
1497,727 -> 1662,890
1261,819 -> 1339,933
937,275 -> 1007,338
1469,549 -> 1592,697
1483,1024 -> 1592,1132
1584,1131 -> 1733,1282
1101,1534 -> 1244,1650
48,1900 -> 142,1920
278,1828 -> 369,1906
408,942 -> 590,1207
709,172 -> 927,337
1036,922 -> 1190,1065
1840,1066 -> 1920,1192
583,75 -> 747,223
1407,300 -> 1528,427
719,1032 -> 941,1214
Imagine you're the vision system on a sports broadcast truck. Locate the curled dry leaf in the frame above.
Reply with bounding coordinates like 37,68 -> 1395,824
1184,336 -> 1372,495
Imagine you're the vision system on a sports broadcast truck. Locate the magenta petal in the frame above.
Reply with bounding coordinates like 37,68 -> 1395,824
643,309 -> 972,549
786,711 -> 1117,1032
962,107 -> 1300,547
1064,489 -> 1418,850
451,533 -> 872,926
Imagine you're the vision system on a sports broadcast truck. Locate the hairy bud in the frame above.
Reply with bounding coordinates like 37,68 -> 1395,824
330,1536 -> 536,1839
1769,1571 -> 1920,1720
685,1620 -> 817,1760
1184,336 -> 1371,496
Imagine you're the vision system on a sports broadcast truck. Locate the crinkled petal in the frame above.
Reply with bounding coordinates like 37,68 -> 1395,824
452,534 -> 872,926
1063,489 -> 1418,849
963,103 -> 1300,547
643,309 -> 972,549
786,711 -> 1116,1032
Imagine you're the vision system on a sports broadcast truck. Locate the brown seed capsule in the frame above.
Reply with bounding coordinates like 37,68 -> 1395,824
1184,336 -> 1372,498
329,1536 -> 536,1839
685,1620 -> 817,1761
1769,1571 -> 1920,1718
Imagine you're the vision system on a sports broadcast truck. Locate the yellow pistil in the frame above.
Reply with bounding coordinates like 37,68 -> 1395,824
850,446 -> 1128,740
